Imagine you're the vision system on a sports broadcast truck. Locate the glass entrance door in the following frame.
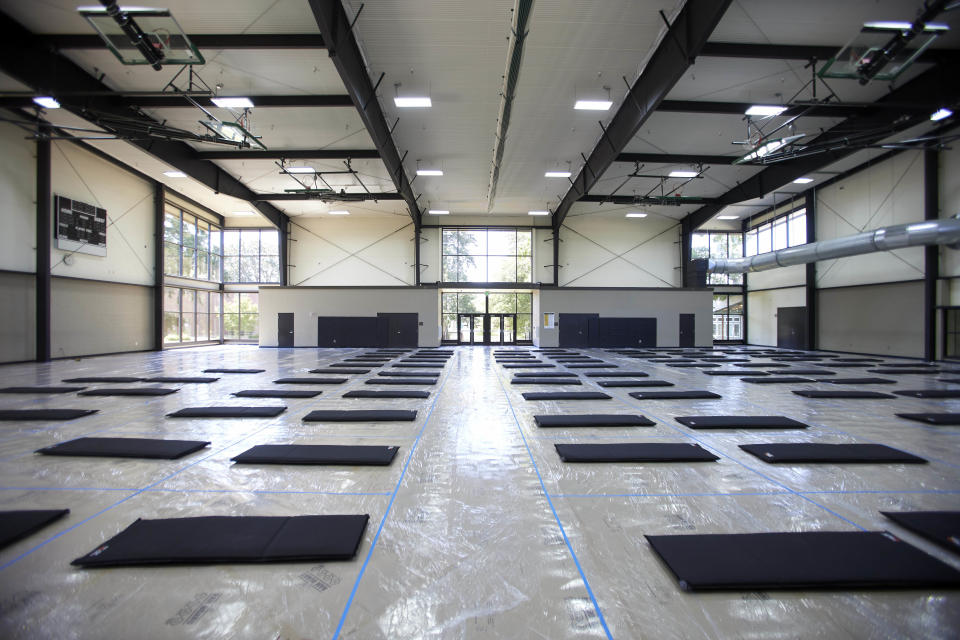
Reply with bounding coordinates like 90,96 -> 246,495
488,314 -> 516,345
489,316 -> 502,345
458,314 -> 484,344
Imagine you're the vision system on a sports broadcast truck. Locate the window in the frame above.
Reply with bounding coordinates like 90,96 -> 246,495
163,286 -> 222,345
690,232 -> 743,285
164,206 -> 222,281
441,228 -> 532,283
441,292 -> 533,342
712,294 -> 744,341
223,229 -> 281,284
745,207 -> 807,258
223,292 -> 259,341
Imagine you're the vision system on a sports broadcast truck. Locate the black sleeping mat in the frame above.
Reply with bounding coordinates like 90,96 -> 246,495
71,515 -> 369,567
37,437 -> 209,459
0,386 -> 86,394
881,511 -> 960,554
0,510 -> 69,549
675,416 -> 808,430
895,413 -> 960,425
704,370 -> 770,376
598,380 -> 674,387
555,443 -> 718,462
167,406 -> 286,418
565,364 -> 616,369
303,409 -> 417,422
503,364 -> 556,368
144,377 -> 218,384
739,443 -> 926,463
894,389 -> 960,399
513,372 -> 578,378
793,390 -> 895,399
393,364 -> 445,368
310,368 -> 369,374
511,378 -> 582,385
583,372 -> 649,378
521,392 -> 611,400
741,377 -> 814,384
62,377 -> 143,383
79,388 -> 178,396
377,371 -> 439,377
343,390 -> 430,399
203,369 -> 266,373
273,378 -> 347,385
0,409 -> 98,421
869,368 -> 942,374
534,414 -> 655,428
232,444 -> 399,465
629,391 -> 721,400
365,379 -> 436,386
818,377 -> 896,384
645,531 -> 960,591
234,390 -> 321,398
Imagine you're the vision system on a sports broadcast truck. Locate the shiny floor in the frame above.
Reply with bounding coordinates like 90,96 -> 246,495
0,345 -> 958,639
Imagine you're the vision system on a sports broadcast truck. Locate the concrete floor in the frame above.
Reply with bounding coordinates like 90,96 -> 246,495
0,344 -> 958,639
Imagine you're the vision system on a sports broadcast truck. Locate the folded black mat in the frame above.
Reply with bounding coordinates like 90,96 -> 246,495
343,390 -> 430,399
741,377 -> 815,384
273,378 -> 348,385
503,363 -> 556,368
0,386 -> 86,394
0,409 -> 98,421
894,389 -> 960,399
377,371 -> 439,377
513,372 -> 578,378
232,444 -> 399,465
364,378 -> 436,386
511,378 -> 582,385
534,414 -> 655,427
62,376 -> 144,383
792,390 -> 896,399
704,370 -> 771,376
628,391 -> 721,400
597,380 -> 675,387
583,371 -> 649,378
303,409 -> 417,422
675,416 -> 808,429
895,412 -> 960,425
0,510 -> 69,549
203,369 -> 266,373
521,392 -> 611,400
817,377 -> 896,384
72,515 -> 369,567
645,531 -> 960,591
37,437 -> 209,459
740,443 -> 926,463
555,442 -> 719,462
167,407 -> 286,418
881,511 -> 960,554
144,377 -> 219,384
234,390 -> 321,399
309,368 -> 369,374
869,368 -> 943,375
79,388 -> 178,397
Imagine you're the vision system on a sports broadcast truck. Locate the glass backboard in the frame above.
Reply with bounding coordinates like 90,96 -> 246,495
79,7 -> 205,66
819,25 -> 944,82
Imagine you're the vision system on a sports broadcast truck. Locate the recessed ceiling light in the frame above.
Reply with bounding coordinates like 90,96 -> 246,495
745,105 -> 788,117
285,166 -> 316,174
230,210 -> 256,216
163,171 -> 187,178
428,210 -> 450,215
32,96 -> 60,109
625,212 -> 647,218
545,171 -> 571,178
717,215 -> 740,220
574,100 -> 613,111
793,177 -> 814,184
863,21 -> 949,31
211,97 -> 254,109
528,210 -> 550,216
669,170 -> 698,178
394,96 -> 432,108
328,210 -> 350,215
416,169 -> 443,176
931,108 -> 953,121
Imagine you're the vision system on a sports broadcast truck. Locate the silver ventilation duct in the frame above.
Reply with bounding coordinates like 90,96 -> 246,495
709,217 -> 960,274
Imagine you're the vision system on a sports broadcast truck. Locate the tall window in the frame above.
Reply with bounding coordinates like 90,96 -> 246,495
745,208 -> 806,257
712,294 -> 743,341
222,229 -> 280,283
164,206 -> 222,281
223,292 -> 259,341
441,292 -> 533,341
164,287 -> 221,345
441,228 -> 532,283
691,231 -> 743,285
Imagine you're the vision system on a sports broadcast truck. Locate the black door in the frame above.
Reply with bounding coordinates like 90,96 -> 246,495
378,313 -> 418,347
777,306 -> 808,350
679,314 -> 695,347
598,317 -> 657,347
278,313 -> 294,347
317,316 -> 379,347
559,313 -> 598,348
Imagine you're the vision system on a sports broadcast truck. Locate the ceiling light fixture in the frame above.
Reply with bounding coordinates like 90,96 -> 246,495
163,171 -> 187,178
33,96 -> 60,109
931,107 -> 953,121
285,166 -> 316,174
717,215 -> 740,220
528,210 -> 550,216
545,171 -> 572,178
574,99 -> 612,111
416,169 -> 443,176
625,212 -> 647,218
669,170 -> 698,178
793,177 -> 814,184
328,210 -> 350,215
211,97 -> 254,109
394,96 -> 432,108
863,21 -> 949,31
428,210 -> 450,215
745,105 -> 788,117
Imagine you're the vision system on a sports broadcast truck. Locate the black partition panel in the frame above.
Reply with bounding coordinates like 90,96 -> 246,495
317,316 -> 379,347
598,317 -> 657,348
278,313 -> 294,347
777,306 -> 808,350
378,313 -> 418,347
559,313 -> 599,347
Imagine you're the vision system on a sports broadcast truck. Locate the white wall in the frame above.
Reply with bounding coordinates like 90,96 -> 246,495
50,141 -> 155,286
0,122 -> 36,273
534,227 -> 555,284
288,216 -> 416,286
0,272 -> 35,362
746,286 -> 805,347
747,264 -> 806,291
51,278 -> 153,358
818,281 -> 924,357
420,227 -> 440,283
941,145 -> 960,283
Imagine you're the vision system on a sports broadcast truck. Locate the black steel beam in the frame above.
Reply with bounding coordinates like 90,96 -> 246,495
616,152 -> 736,165
153,182 -> 165,350
804,190 -> 817,351
924,149 -> 938,361
249,192 -> 403,201
683,66 -> 960,230
41,33 -> 326,50
278,217 -> 289,287
700,42 -> 959,65
657,99 -> 927,118
0,94 -> 352,109
552,0 -> 732,230
308,0 -> 421,227
414,227 -> 421,286
552,229 -> 559,287
36,137 -> 51,362
580,194 -> 720,205
0,12 -> 290,231
196,149 -> 380,160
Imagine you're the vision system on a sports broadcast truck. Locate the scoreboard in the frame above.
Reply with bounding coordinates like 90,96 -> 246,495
54,195 -> 107,256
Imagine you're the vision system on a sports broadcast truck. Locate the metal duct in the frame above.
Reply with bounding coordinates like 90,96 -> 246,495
709,217 -> 960,273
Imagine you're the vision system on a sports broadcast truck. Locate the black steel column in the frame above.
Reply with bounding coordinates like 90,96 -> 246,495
153,182 -> 165,350
414,225 -> 421,286
552,227 -> 560,286
805,190 -> 817,351
278,216 -> 289,286
35,138 -> 51,362
924,149 -> 939,361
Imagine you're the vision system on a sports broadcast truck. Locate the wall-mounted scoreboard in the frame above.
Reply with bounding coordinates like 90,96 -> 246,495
54,195 -> 107,256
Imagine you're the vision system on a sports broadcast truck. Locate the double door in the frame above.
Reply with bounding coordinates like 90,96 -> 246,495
458,314 -> 515,345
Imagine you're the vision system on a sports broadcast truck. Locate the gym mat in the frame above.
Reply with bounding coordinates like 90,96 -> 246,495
773,369 -> 836,375
333,363 -> 382,368
0,510 -> 69,550
78,388 -> 178,397
232,444 -> 399,466
583,371 -> 649,377
392,364 -> 445,368
62,377 -> 143,383
0,409 -> 98,421
895,413 -> 960,425
597,380 -> 675,387
503,364 -> 556,368
144,377 -> 218,384
703,371 -> 770,376
0,386 -> 86,394
566,364 -> 617,369
511,378 -> 582,385
628,391 -> 721,400
71,515 -> 369,567
521,392 -> 612,400
645,531 -> 960,591
675,416 -> 808,429
343,390 -> 430,399
817,377 -> 896,384
834,358 -> 882,362
167,407 -> 286,418
739,443 -> 926,463
303,410 -> 417,422
37,437 -> 209,459
364,379 -> 436,386
377,371 -> 439,377
534,414 -> 655,427
792,390 -> 896,399
740,377 -> 815,384
869,368 -> 943,375
203,369 -> 266,373
555,442 -> 719,463
309,369 -> 369,374
735,363 -> 790,368
513,372 -> 578,378
894,389 -> 960,399
881,511 -> 960,553
273,378 -> 347,385
668,363 -> 721,368
878,363 -> 938,368
233,390 -> 321,399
